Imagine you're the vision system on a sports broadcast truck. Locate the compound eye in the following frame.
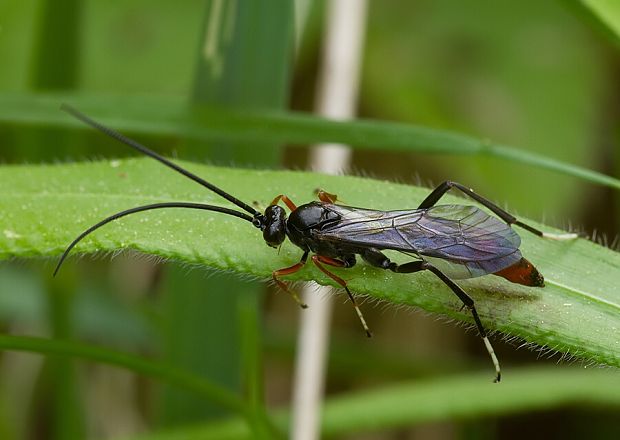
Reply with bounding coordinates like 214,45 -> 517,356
263,205 -> 286,247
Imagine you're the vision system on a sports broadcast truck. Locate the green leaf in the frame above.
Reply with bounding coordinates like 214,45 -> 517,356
28,2 -> 85,436
163,1 -> 293,434
3,334 -> 617,439
569,0 -> 620,43
0,334 -> 247,416
0,92 -> 618,191
116,367 -> 620,440
1,159 -> 619,371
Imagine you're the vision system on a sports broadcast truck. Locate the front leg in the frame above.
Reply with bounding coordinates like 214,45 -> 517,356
273,251 -> 309,308
270,194 -> 298,211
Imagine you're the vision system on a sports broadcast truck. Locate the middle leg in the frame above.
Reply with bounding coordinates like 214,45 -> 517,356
311,255 -> 372,337
316,189 -> 338,204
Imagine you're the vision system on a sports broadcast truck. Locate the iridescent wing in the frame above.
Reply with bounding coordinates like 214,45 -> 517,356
318,204 -> 522,279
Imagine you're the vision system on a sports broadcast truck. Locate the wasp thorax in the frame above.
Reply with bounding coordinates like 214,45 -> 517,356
263,205 -> 287,248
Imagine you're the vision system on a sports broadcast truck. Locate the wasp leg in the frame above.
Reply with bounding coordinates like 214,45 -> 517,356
418,180 -> 577,240
311,255 -> 372,338
316,190 -> 338,204
420,263 -> 501,383
362,248 -> 501,382
270,194 -> 297,211
273,251 -> 309,308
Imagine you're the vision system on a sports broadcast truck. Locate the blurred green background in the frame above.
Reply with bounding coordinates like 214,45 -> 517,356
0,0 -> 618,439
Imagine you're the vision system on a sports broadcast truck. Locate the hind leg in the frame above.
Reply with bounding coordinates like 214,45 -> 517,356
363,248 -> 501,382
419,181 -> 577,240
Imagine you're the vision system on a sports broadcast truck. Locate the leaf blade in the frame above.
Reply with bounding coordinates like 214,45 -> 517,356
0,92 -> 618,191
1,159 -> 619,369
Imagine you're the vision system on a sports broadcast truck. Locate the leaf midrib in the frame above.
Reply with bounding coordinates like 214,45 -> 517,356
547,280 -> 620,313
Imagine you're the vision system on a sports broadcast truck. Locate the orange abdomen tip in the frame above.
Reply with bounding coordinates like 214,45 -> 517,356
494,258 -> 544,287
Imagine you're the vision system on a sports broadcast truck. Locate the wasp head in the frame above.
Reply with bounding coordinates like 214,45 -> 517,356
262,205 -> 287,248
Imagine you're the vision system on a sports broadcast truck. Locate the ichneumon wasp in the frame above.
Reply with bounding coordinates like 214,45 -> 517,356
54,104 -> 578,382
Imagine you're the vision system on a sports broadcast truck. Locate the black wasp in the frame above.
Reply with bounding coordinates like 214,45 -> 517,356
55,105 -> 577,382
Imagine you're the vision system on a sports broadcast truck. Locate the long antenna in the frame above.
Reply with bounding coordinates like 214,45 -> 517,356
53,202 -> 254,276
60,104 -> 261,217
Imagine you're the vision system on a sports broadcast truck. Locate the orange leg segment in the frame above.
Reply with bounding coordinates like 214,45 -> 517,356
272,251 -> 308,308
316,190 -> 338,204
270,194 -> 297,211
312,255 -> 372,337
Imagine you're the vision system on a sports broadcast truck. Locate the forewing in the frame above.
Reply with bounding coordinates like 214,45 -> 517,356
319,204 -> 522,279
320,204 -> 520,259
